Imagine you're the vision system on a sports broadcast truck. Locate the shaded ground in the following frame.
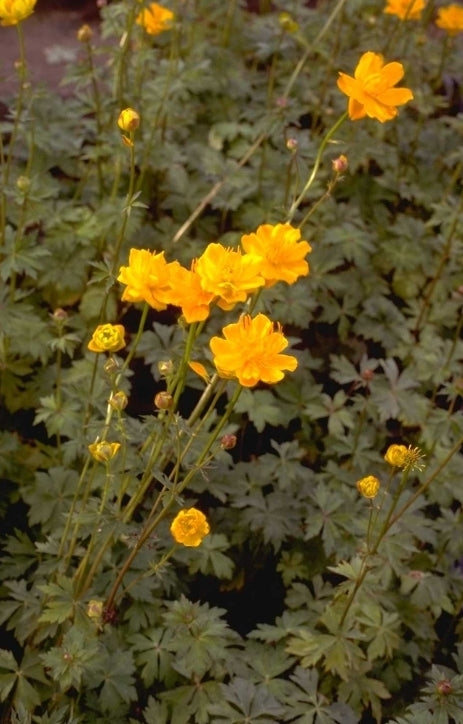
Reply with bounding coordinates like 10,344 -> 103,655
1,1 -> 100,97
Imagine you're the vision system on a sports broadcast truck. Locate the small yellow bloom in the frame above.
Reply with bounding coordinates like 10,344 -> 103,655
278,12 -> 299,33
170,508 -> 210,547
77,24 -> 93,42
241,223 -> 312,287
210,313 -> 298,388
87,599 -> 104,622
117,108 -> 140,133
136,2 -> 174,35
356,475 -> 381,499
0,0 -> 36,25
87,324 -> 126,353
384,444 -> 425,471
384,0 -> 426,20
195,243 -> 265,311
436,4 -> 463,34
88,441 -> 121,463
337,51 -> 414,122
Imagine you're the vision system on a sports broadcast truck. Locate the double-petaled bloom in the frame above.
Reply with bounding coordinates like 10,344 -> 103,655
356,475 -> 380,499
170,508 -> 210,547
136,2 -> 174,35
337,51 -> 413,122
0,0 -> 36,25
209,313 -> 298,388
117,249 -> 176,310
240,223 -> 311,287
436,4 -> 463,34
195,243 -> 265,311
88,324 -> 126,353
384,0 -> 426,20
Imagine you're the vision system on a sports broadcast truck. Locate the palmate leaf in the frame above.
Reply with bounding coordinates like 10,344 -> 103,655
0,647 -> 48,710
161,680 -> 223,724
209,677 -> 285,723
285,667 -> 359,724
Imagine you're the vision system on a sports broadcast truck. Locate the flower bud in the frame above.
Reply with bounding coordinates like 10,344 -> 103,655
332,154 -> 348,174
356,475 -> 380,499
87,599 -> 103,622
109,391 -> 128,411
103,357 -> 120,375
117,108 -> 140,133
158,359 -> 174,377
88,323 -> 126,353
220,433 -> 237,450
286,137 -> 298,153
361,368 -> 374,382
51,308 -> 68,324
77,24 -> 93,42
16,175 -> 30,193
154,391 -> 173,410
437,680 -> 452,696
278,12 -> 299,33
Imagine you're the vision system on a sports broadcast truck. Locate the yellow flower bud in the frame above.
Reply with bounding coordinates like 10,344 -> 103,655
16,175 -> 30,192
87,599 -> 103,621
154,391 -> 173,410
356,475 -> 380,499
88,441 -> 121,463
170,508 -> 210,547
87,324 -> 126,353
77,24 -> 93,42
332,154 -> 348,174
278,12 -> 299,33
109,391 -> 128,411
158,359 -> 174,377
117,108 -> 140,133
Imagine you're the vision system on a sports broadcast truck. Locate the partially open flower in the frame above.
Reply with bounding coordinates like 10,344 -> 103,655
384,444 -> 425,471
88,441 -> 121,463
136,3 -> 174,35
0,0 -> 37,26
356,475 -> 380,499
88,324 -> 125,353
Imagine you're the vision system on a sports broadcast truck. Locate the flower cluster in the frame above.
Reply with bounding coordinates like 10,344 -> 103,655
0,0 -> 36,25
117,223 -> 311,322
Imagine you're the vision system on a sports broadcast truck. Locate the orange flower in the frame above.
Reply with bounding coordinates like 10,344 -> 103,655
0,0 -> 36,25
436,4 -> 463,34
170,508 -> 210,547
337,51 -> 413,122
88,323 -> 125,353
136,2 -> 174,35
195,243 -> 264,311
117,249 -> 175,310
167,261 -> 214,323
384,0 -> 426,20
209,313 -> 297,388
241,223 -> 312,287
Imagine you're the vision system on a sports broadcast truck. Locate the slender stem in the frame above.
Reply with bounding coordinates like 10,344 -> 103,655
286,112 -> 347,223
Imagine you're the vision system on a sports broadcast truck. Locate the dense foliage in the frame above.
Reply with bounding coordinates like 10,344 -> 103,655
1,0 -> 463,721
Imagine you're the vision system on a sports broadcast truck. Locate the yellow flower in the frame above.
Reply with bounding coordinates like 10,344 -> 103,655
88,441 -> 121,463
436,4 -> 463,34
384,0 -> 426,20
170,508 -> 210,547
195,243 -> 265,311
167,261 -> 214,323
384,444 -> 425,471
136,2 -> 174,35
87,599 -> 104,623
88,324 -> 126,353
0,0 -> 36,25
117,249 -> 174,310
356,475 -> 380,499
337,51 -> 414,122
209,313 -> 298,388
240,223 -> 312,287
117,108 -> 140,133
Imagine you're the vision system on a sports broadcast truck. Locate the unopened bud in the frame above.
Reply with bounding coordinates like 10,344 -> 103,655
77,24 -> 93,42
437,680 -> 452,696
286,137 -> 298,153
279,12 -> 299,33
104,357 -> 119,375
117,107 -> 140,133
158,359 -> 174,377
109,391 -> 128,411
361,368 -> 374,382
52,308 -> 68,324
16,175 -> 30,193
154,391 -> 173,410
220,433 -> 237,450
332,154 -> 348,174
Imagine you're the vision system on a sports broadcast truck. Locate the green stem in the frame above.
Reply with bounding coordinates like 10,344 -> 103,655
286,112 -> 347,223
